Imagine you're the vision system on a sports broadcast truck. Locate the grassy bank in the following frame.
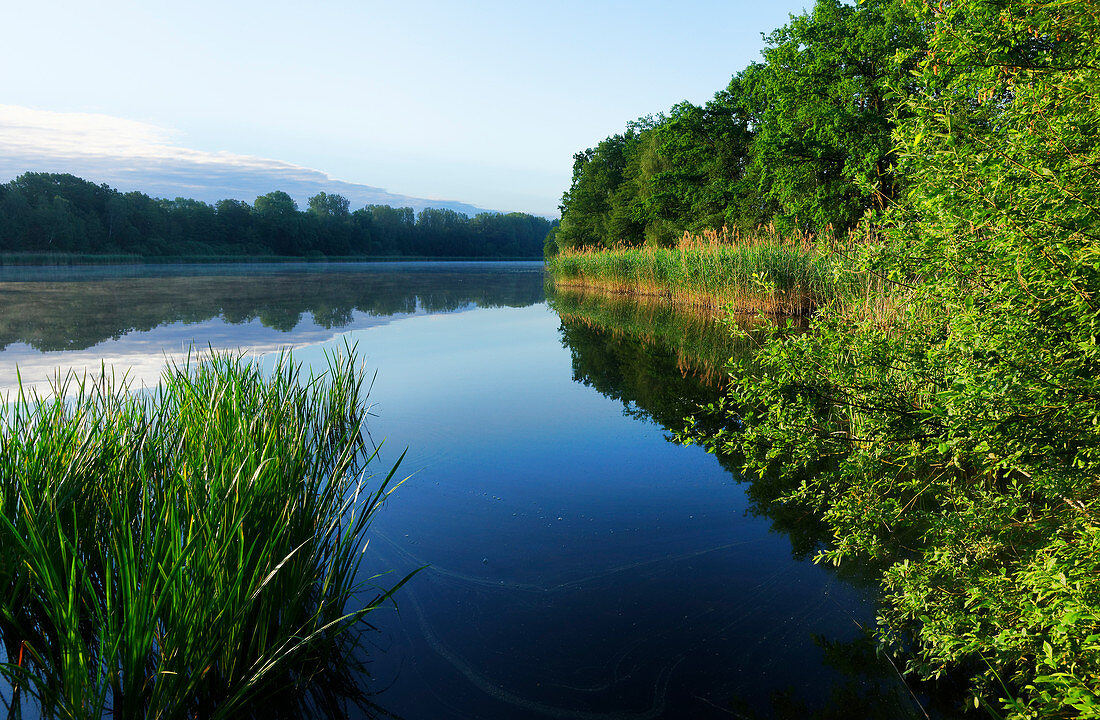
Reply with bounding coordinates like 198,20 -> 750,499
546,227 -> 844,316
0,348 -> 410,719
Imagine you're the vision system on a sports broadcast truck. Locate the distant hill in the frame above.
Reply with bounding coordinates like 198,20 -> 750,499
0,151 -> 492,217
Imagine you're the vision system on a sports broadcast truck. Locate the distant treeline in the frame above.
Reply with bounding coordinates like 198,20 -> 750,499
0,172 -> 555,258
549,0 -> 923,253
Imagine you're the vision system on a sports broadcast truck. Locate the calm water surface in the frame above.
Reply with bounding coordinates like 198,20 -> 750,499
0,262 -> 931,719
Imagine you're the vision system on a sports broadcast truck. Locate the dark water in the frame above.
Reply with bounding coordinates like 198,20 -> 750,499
0,262 -> 934,719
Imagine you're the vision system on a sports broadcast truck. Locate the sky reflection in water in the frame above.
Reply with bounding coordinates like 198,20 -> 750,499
0,263 -> 931,719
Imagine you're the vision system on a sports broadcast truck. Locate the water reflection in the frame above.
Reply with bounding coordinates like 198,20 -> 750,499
0,262 -> 544,393
0,266 -> 957,718
2,593 -> 402,720
547,286 -> 950,719
548,285 -> 752,433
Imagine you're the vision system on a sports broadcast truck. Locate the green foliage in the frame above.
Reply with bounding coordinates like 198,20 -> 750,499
554,130 -> 637,251
751,0 -> 924,231
684,1 -> 1100,716
554,0 -> 924,247
0,173 -> 552,258
549,0 -> 1100,714
651,87 -> 760,234
547,230 -> 841,316
0,347 -> 413,718
542,225 -> 560,257
306,191 -> 350,219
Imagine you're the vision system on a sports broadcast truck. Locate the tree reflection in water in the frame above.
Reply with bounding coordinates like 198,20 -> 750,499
549,284 -> 963,719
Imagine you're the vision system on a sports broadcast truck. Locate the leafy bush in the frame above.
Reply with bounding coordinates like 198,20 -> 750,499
687,1 -> 1100,716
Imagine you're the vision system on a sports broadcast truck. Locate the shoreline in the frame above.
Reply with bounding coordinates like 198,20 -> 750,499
0,253 -> 544,267
548,275 -> 820,317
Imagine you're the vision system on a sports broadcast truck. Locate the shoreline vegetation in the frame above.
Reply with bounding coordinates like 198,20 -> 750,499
0,347 -> 411,719
546,0 -> 1100,717
546,226 -> 843,316
551,285 -> 969,718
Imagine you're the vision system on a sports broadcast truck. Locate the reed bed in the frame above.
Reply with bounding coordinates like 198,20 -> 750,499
547,226 -> 846,316
0,348 -> 409,719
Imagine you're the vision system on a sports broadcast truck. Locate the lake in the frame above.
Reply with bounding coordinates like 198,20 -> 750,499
0,262 -> 936,719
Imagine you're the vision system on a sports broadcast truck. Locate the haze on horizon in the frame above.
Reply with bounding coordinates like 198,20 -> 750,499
1,0 -> 810,217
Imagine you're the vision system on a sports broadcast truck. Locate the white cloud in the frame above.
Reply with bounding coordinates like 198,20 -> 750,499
0,105 -> 492,214
3,105 -> 239,167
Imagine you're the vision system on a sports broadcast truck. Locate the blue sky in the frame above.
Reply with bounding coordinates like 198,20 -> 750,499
1,1 -> 810,215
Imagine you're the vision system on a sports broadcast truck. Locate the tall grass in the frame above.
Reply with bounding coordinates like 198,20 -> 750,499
547,225 -> 847,315
0,347 -> 411,719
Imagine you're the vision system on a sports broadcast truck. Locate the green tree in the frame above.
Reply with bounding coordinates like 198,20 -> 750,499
415,207 -> 468,255
555,131 -> 634,250
650,73 -> 762,237
694,1 -> 1100,715
254,191 -> 302,255
41,196 -> 85,251
306,193 -> 352,255
104,194 -> 133,249
214,199 -> 257,251
159,198 -> 218,254
121,191 -> 169,254
253,191 -> 298,219
0,174 -> 546,259
751,0 -> 924,232
877,4 -> 1100,712
306,192 -> 350,219
543,225 -> 560,258
363,205 -> 415,255
0,186 -> 31,251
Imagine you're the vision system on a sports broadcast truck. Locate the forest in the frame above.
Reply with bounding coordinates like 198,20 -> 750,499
0,173 -> 554,259
550,0 -> 1100,717
547,0 -> 921,253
